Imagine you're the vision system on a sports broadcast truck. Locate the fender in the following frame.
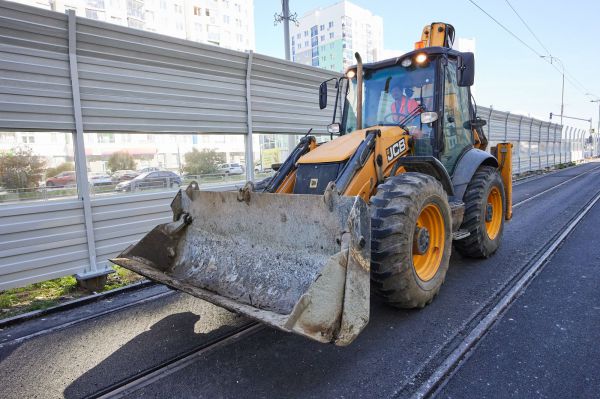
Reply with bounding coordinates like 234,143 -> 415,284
393,156 -> 454,196
451,148 -> 498,201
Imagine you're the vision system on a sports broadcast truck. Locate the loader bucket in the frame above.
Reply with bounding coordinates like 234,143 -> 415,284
111,183 -> 370,346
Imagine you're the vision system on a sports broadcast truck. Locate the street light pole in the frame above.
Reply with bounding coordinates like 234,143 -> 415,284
541,56 -> 565,125
590,99 -> 600,135
282,0 -> 290,61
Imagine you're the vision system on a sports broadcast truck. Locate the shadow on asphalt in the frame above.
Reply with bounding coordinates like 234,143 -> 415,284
63,311 -> 233,399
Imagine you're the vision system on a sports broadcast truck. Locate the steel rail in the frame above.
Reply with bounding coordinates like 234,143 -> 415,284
513,163 -> 600,207
409,190 -> 600,398
93,164 -> 600,399
91,323 -> 263,399
0,289 -> 175,348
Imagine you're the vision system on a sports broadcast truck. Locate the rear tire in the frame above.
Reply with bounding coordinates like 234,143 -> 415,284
454,166 -> 505,258
370,173 -> 452,308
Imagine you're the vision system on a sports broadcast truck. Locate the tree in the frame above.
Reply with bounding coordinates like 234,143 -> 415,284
46,162 -> 74,179
0,147 -> 46,189
183,148 -> 224,175
107,151 -> 136,173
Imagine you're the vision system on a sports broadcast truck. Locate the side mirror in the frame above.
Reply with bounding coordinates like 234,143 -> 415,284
327,123 -> 340,134
319,81 -> 328,109
271,163 -> 282,171
457,52 -> 475,87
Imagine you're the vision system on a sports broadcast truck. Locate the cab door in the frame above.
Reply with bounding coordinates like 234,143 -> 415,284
439,59 -> 474,173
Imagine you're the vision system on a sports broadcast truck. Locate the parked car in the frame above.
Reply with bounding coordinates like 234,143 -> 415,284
137,166 -> 161,174
46,171 -> 76,187
217,163 -> 244,175
88,173 -> 113,187
115,171 -> 181,192
112,169 -> 139,182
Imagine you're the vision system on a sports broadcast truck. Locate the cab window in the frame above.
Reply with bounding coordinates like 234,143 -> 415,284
440,60 -> 473,173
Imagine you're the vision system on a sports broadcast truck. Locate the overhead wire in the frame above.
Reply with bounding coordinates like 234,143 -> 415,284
503,0 -> 551,56
466,0 -> 592,97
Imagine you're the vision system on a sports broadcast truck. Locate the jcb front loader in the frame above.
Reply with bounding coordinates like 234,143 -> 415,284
112,23 -> 512,346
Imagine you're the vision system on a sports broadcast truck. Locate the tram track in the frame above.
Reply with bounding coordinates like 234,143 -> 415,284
92,163 -> 600,399
2,162 -> 599,399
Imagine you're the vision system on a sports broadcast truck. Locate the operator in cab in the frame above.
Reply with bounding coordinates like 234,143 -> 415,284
390,83 -> 419,122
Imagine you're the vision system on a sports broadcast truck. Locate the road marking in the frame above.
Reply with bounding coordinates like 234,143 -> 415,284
412,190 -> 600,398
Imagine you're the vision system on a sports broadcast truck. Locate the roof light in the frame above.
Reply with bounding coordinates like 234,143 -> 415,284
346,69 -> 356,79
415,53 -> 428,64
400,58 -> 412,67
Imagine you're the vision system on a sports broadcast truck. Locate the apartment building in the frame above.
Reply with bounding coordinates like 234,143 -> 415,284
290,1 -> 384,72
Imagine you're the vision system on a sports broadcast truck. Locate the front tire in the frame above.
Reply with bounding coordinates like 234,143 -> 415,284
370,173 -> 452,308
454,166 -> 505,258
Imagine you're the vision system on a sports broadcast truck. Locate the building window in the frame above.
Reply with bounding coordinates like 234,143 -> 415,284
126,0 -> 143,19
97,133 -> 115,143
223,15 -> 229,24
297,43 -> 301,49
320,24 -> 324,31
85,8 -> 105,20
320,35 -> 325,42
205,8 -> 210,16
328,21 -> 334,28
296,33 -> 300,39
193,6 -> 202,16
304,40 -> 308,47
127,17 -> 144,29
304,30 -> 308,37
21,135 -> 35,144
329,32 -> 334,39
85,0 -> 105,8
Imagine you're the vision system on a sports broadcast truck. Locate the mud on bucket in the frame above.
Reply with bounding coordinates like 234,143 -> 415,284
111,183 -> 371,345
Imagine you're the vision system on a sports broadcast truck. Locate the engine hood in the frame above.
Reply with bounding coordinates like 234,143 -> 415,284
298,125 -> 405,164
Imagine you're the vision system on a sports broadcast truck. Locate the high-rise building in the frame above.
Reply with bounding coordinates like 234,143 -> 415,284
290,1 -> 384,72
453,37 -> 476,54
10,0 -> 255,52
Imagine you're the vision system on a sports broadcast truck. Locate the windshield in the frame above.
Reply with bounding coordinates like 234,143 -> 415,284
343,61 -> 436,134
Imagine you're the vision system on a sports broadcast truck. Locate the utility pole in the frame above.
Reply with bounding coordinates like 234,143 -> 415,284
590,99 -> 600,135
282,0 -> 290,60
274,0 -> 298,62
274,1 -> 299,157
541,56 -> 565,125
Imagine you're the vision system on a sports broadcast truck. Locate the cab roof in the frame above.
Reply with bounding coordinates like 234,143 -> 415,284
349,47 -> 466,71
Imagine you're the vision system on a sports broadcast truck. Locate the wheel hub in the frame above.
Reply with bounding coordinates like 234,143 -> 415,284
414,226 -> 430,255
485,203 -> 493,222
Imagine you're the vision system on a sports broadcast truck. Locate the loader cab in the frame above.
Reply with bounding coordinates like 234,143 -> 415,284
329,48 -> 477,175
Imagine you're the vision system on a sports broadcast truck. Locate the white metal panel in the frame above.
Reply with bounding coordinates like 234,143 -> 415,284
0,199 -> 88,290
0,1 -> 73,130
75,17 -> 249,133
90,191 -> 174,268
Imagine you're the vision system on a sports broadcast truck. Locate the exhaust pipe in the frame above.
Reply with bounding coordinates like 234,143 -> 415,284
355,52 -> 363,130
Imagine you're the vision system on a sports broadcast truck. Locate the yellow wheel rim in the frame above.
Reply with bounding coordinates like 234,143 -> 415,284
485,186 -> 503,240
413,204 -> 445,282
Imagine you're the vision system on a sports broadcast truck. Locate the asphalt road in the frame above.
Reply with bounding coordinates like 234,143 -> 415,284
438,191 -> 600,399
0,161 -> 599,399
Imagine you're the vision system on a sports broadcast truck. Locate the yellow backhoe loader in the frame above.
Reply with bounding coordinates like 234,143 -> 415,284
112,23 -> 512,346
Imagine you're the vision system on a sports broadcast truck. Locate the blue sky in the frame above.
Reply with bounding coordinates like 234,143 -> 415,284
254,0 -> 600,129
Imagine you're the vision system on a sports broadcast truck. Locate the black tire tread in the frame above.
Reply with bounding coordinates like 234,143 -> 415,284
370,172 -> 452,308
454,166 -> 505,258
